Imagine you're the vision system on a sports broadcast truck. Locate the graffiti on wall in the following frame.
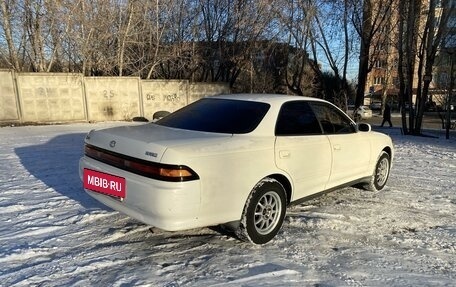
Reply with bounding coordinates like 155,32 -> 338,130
0,72 -> 230,123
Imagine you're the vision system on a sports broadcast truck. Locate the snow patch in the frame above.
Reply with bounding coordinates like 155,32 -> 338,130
0,123 -> 455,286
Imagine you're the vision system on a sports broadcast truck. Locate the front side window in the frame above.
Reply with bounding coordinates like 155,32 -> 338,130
275,101 -> 322,136
310,102 -> 356,134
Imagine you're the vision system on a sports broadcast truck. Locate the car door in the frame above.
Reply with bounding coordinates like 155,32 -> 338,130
310,102 -> 371,188
274,101 -> 332,200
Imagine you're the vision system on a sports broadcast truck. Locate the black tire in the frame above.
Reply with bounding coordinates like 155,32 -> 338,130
152,110 -> 170,120
132,116 -> 149,122
364,151 -> 391,191
236,178 -> 287,244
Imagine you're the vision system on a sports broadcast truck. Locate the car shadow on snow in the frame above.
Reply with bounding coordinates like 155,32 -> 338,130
14,132 -> 107,210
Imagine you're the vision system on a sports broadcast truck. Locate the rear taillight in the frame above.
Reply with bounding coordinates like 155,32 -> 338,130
85,144 -> 199,182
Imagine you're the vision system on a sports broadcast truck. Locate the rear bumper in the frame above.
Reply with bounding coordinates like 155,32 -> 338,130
79,157 -> 201,231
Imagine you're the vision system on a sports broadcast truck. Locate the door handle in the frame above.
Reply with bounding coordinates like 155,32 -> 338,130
333,144 -> 341,151
279,150 -> 290,159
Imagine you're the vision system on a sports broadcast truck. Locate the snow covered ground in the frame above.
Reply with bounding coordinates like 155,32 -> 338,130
0,122 -> 455,287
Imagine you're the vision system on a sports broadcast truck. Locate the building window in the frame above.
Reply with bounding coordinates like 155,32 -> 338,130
374,77 -> 385,85
374,60 -> 388,68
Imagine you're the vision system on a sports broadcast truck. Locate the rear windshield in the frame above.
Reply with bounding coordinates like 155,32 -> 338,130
156,98 -> 270,134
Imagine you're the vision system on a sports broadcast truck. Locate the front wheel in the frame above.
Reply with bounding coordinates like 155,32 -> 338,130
365,151 -> 391,191
236,178 -> 287,244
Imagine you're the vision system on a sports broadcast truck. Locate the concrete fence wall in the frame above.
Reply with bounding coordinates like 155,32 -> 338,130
16,73 -> 86,122
141,80 -> 189,118
84,77 -> 142,122
0,70 -> 20,122
0,71 -> 230,124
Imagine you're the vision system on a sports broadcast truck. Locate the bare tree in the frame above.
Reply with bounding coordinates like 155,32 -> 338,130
351,0 -> 394,109
3,0 -> 418,101
116,1 -> 134,76
311,0 -> 357,109
414,0 -> 453,134
144,0 -> 178,79
187,0 -> 274,88
0,0 -> 22,70
273,0 -> 317,96
397,0 -> 454,135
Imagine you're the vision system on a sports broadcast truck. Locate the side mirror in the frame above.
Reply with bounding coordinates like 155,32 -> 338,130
358,123 -> 371,132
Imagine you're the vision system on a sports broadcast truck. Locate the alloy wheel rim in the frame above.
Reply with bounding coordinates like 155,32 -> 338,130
254,191 -> 282,235
376,157 -> 389,186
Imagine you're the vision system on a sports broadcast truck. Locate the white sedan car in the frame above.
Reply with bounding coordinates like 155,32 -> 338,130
79,94 -> 393,244
354,105 -> 373,121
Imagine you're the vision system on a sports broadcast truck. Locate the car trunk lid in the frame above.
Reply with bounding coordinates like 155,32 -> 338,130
85,123 -> 231,163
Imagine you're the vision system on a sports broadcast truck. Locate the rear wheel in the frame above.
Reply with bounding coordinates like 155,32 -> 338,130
365,151 -> 391,191
236,178 -> 286,244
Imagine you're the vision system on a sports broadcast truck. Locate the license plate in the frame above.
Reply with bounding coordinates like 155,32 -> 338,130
83,168 -> 126,199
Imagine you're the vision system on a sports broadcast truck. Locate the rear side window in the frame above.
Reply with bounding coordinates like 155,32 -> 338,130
156,98 -> 270,134
275,101 -> 322,136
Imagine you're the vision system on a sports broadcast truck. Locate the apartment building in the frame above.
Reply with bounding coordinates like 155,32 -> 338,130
365,0 -> 455,109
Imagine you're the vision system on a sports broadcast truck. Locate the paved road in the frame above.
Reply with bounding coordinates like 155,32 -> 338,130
360,111 -> 452,131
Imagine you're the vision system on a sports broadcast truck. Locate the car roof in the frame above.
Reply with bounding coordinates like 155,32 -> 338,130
208,93 -> 327,105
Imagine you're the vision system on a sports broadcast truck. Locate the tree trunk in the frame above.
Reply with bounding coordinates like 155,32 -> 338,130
355,0 -> 372,109
0,1 -> 21,70
118,2 -> 134,77
415,0 -> 452,134
397,0 -> 408,133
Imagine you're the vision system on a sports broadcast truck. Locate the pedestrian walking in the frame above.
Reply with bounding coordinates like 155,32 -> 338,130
381,103 -> 393,127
